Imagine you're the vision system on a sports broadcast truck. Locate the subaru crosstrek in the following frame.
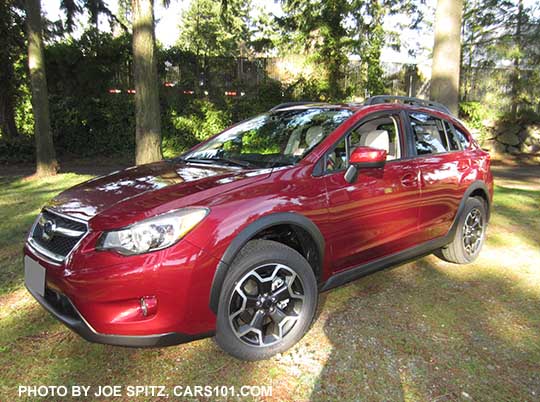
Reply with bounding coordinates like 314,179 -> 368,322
24,96 -> 493,360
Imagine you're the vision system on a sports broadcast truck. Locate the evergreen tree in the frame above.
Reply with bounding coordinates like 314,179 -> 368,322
279,0 -> 423,100
132,0 -> 163,164
430,0 -> 463,115
461,0 -> 540,116
178,0 -> 252,58
26,0 -> 58,176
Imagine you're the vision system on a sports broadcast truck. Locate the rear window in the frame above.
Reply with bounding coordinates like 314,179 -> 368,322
410,113 -> 469,155
410,113 -> 449,155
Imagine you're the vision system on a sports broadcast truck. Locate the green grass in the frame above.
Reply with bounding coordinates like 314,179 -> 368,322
1,173 -> 539,401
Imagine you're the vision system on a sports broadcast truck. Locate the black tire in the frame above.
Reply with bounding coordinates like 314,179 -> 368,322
437,197 -> 487,264
215,239 -> 318,361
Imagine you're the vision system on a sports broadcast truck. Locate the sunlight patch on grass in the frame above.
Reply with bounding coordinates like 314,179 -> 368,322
0,288 -> 34,320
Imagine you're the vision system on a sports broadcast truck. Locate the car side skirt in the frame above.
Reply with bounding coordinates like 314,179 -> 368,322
319,234 -> 450,292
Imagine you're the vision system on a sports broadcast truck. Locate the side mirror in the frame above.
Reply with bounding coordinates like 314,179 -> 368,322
344,146 -> 387,183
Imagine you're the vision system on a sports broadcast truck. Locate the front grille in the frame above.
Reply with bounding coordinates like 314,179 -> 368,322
29,210 -> 88,261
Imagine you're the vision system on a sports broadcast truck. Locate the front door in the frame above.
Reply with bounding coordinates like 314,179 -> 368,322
323,112 -> 422,273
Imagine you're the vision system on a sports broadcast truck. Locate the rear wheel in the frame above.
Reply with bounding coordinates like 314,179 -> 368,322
215,240 -> 317,361
437,197 -> 487,264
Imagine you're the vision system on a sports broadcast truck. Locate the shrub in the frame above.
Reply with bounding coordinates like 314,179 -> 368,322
0,136 -> 34,163
162,99 -> 231,157
459,101 -> 500,143
50,95 -> 135,157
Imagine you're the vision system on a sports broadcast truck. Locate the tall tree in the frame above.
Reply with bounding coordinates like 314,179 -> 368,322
461,0 -> 540,115
430,0 -> 463,115
26,0 -> 58,176
509,0 -> 523,117
178,0 -> 251,58
279,0 -> 423,100
132,0 -> 162,164
59,0 -> 127,33
279,0 -> 351,100
178,0 -> 253,94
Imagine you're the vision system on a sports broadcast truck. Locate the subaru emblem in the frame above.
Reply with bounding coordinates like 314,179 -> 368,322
41,219 -> 56,241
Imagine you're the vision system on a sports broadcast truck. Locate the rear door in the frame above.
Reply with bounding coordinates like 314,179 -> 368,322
408,112 -> 468,242
323,111 -> 422,272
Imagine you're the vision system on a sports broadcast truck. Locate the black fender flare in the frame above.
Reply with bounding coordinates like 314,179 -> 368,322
448,180 -> 491,239
208,212 -> 325,314
463,180 -> 491,217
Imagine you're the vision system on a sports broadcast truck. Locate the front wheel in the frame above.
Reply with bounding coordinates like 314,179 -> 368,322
215,240 -> 318,361
437,197 -> 488,264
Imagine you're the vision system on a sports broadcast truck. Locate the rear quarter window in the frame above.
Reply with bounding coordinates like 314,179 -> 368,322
453,125 -> 471,149
443,121 -> 461,151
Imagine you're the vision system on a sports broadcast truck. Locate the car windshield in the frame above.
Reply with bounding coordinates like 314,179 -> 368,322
181,108 -> 353,168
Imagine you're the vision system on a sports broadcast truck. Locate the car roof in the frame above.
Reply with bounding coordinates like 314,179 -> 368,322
269,101 -> 358,112
270,96 -> 453,117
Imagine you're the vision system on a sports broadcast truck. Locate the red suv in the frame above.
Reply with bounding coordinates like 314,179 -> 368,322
24,96 -> 493,360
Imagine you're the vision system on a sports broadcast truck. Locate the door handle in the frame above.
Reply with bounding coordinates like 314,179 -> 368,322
457,159 -> 471,172
401,173 -> 417,187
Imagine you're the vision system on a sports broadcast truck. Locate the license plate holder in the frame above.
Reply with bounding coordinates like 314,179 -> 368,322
24,256 -> 46,297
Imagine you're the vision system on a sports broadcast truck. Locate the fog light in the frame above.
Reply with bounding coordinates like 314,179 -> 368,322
140,296 -> 158,317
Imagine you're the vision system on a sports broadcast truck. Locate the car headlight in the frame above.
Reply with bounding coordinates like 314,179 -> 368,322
98,208 -> 208,255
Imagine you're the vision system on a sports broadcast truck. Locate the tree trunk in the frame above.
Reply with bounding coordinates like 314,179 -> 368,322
430,0 -> 463,115
26,0 -> 57,176
510,0 -> 523,119
132,0 -> 162,165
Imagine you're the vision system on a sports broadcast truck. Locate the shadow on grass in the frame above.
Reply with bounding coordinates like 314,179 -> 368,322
311,257 -> 540,401
0,176 -> 21,187
492,165 -> 540,188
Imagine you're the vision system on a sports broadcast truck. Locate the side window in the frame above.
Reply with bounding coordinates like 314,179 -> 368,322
325,137 -> 347,172
410,113 -> 450,155
348,115 -> 402,159
453,125 -> 471,149
444,121 -> 461,151
325,114 -> 402,173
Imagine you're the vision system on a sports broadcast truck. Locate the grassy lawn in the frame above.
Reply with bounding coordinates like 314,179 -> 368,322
0,172 -> 539,401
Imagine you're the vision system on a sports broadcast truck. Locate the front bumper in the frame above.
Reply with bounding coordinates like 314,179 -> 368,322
26,284 -> 213,347
24,234 -> 221,346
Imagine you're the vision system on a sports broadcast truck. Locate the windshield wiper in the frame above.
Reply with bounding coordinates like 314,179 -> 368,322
182,157 -> 258,169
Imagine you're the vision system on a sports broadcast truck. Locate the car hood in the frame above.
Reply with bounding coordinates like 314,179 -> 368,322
47,160 -> 271,229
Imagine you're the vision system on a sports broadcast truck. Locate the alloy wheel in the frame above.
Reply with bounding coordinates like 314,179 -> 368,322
228,263 -> 305,347
462,207 -> 484,256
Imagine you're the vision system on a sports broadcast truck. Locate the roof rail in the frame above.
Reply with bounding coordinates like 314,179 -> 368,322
269,101 -> 328,111
364,95 -> 452,115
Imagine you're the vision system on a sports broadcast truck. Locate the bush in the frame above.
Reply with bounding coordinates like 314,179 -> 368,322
459,101 -> 500,143
285,76 -> 328,101
0,136 -> 34,163
162,99 -> 231,157
50,95 -> 136,157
